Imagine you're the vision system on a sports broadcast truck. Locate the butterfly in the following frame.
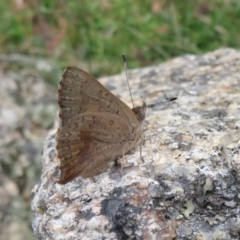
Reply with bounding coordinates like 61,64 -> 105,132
56,63 -> 146,184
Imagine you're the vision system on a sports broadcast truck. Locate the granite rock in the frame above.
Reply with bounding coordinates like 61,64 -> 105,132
32,48 -> 240,240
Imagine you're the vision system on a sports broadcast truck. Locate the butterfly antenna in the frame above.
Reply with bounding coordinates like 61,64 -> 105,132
122,55 -> 135,108
146,97 -> 177,108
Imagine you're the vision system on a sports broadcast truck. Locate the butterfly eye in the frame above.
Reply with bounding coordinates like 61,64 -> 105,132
132,103 -> 146,122
137,110 -> 146,121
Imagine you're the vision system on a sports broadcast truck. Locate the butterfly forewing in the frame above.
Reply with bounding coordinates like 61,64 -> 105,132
56,67 -> 145,184
58,67 -> 140,127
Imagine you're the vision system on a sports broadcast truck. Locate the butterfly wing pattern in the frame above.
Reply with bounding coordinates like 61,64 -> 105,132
56,67 -> 146,184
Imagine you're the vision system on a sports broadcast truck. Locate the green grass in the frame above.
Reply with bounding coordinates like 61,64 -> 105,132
0,0 -> 240,77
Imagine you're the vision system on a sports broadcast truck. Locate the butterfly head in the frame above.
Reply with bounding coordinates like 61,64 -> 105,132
132,102 -> 146,122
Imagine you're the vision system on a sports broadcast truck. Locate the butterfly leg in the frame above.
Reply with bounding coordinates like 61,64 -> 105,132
119,143 -> 134,175
120,144 -> 127,176
143,126 -> 165,144
139,134 -> 144,162
140,141 -> 143,161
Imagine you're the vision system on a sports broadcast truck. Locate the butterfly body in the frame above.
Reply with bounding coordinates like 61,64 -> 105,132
56,67 -> 146,184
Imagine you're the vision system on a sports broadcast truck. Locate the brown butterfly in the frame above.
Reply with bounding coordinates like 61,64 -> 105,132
56,59 -> 147,184
56,56 -> 177,184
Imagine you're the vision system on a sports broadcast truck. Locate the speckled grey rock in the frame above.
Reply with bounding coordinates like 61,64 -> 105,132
32,48 -> 240,240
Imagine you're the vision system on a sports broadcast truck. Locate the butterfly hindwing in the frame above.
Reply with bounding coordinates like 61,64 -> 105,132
56,112 -> 137,183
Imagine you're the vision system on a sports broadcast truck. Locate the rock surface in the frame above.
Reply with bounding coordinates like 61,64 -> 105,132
32,48 -> 240,240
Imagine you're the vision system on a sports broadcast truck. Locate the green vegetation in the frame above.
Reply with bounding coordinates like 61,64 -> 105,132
0,0 -> 240,77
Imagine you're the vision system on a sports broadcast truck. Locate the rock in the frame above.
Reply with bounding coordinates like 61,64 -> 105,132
32,48 -> 240,239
